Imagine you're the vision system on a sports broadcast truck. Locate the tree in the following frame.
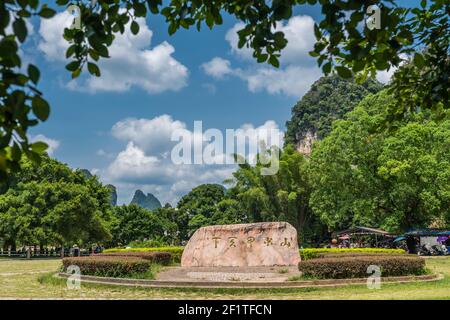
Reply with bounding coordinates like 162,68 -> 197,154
0,155 -> 114,249
176,184 -> 226,238
1,0 -> 447,178
285,75 -> 383,146
210,199 -> 247,225
309,90 -> 450,233
227,145 -> 327,245
110,204 -> 177,246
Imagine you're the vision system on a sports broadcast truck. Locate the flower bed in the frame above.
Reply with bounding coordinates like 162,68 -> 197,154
298,255 -> 425,279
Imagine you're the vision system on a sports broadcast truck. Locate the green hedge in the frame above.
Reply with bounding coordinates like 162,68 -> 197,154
298,255 -> 425,279
104,247 -> 184,263
63,256 -> 152,278
97,251 -> 171,265
102,247 -> 406,263
299,248 -> 406,260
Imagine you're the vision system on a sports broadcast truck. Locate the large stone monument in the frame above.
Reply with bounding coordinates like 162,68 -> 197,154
181,222 -> 301,267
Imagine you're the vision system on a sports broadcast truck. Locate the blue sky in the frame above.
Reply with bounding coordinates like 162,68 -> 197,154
22,2 -> 412,205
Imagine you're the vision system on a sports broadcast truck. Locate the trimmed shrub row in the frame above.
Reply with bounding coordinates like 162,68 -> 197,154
313,252 -> 410,260
104,247 -> 184,263
298,255 -> 425,279
63,256 -> 152,278
102,247 -> 405,263
299,248 -> 406,260
97,251 -> 171,265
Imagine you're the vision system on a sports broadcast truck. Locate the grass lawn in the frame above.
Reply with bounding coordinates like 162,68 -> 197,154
0,257 -> 449,299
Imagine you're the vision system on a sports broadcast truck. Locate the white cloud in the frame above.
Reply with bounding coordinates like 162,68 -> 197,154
111,115 -> 187,155
107,142 -> 171,184
38,11 -> 72,61
239,65 -> 322,97
273,16 -> 317,66
39,12 -> 188,94
225,23 -> 253,60
201,57 -> 233,79
204,15 -> 320,97
376,69 -> 395,84
96,149 -> 114,159
101,115 -> 284,205
30,134 -> 60,155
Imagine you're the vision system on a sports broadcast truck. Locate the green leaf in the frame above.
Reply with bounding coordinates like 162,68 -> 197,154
322,62 -> 332,74
130,21 -> 140,35
28,0 -> 39,9
309,50 -> 320,57
12,19 -> 27,43
257,53 -> 268,63
26,150 -> 42,164
314,24 -> 321,40
27,64 -> 40,84
133,2 -> 147,17
71,68 -> 81,79
268,55 -> 280,68
352,60 -> 365,73
10,143 -> 22,161
39,7 -> 56,19
66,45 -> 76,58
335,66 -> 352,79
168,22 -> 177,35
87,62 -> 101,77
32,96 -> 50,121
205,14 -> 214,29
66,61 -> 80,72
30,141 -> 48,154
413,53 -> 425,68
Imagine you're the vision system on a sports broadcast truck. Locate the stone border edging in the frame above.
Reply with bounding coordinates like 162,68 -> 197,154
57,272 -> 442,289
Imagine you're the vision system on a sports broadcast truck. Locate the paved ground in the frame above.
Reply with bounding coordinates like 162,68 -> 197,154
156,266 -> 300,282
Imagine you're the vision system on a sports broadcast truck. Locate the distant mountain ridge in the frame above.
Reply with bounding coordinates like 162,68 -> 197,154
106,184 -> 117,206
130,189 -> 162,210
77,169 -> 161,209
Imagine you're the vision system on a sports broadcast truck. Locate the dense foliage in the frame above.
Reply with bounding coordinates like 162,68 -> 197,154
309,90 -> 450,233
1,0 -> 447,179
0,155 -> 113,250
298,255 -> 426,279
285,75 -> 383,145
176,184 -> 239,239
226,145 -> 327,245
2,90 -> 447,250
110,204 -> 177,246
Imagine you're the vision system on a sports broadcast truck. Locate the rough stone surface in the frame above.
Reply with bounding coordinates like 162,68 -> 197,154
181,222 -> 301,267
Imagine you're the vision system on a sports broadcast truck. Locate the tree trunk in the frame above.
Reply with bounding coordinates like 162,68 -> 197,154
3,239 -> 16,252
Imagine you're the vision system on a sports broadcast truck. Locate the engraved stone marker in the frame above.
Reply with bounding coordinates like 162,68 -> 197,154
181,222 -> 301,267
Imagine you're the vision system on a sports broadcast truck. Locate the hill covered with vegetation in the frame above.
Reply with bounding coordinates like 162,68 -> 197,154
285,75 -> 383,154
